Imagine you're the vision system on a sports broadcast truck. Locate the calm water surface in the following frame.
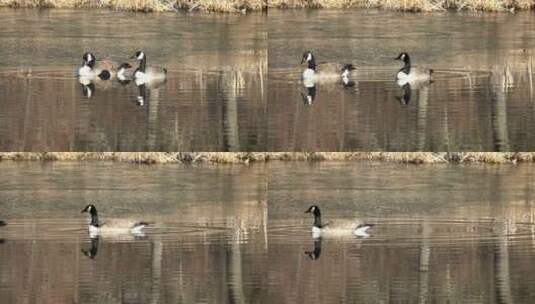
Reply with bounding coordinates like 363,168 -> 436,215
0,162 -> 267,303
268,162 -> 535,303
0,9 -> 267,151
1,162 -> 535,302
268,10 -> 535,151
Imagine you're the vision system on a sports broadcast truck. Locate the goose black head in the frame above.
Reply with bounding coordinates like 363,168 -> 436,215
301,51 -> 315,64
82,204 -> 99,227
81,204 -> 97,215
395,52 -> 410,64
82,52 -> 96,68
305,205 -> 321,216
131,51 -> 146,61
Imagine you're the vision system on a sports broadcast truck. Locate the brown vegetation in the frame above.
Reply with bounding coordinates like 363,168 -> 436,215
270,0 -> 532,12
1,152 -> 534,164
0,0 -> 268,12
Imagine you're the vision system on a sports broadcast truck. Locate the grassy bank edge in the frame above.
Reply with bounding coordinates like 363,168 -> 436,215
270,1 -> 531,12
0,152 -> 534,164
0,0 -> 268,13
1,0 -> 531,13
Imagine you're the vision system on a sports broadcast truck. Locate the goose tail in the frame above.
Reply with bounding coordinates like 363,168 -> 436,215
131,221 -> 151,233
341,64 -> 356,77
355,223 -> 374,232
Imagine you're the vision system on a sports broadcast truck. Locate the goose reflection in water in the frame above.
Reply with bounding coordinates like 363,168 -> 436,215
304,238 -> 322,260
135,77 -> 166,107
79,77 -> 96,99
395,80 -> 433,105
300,82 -> 317,105
81,237 -> 99,259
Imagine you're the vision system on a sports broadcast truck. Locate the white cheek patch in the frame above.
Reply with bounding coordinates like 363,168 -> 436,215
401,54 -> 405,60
137,52 -> 144,60
87,53 -> 93,62
307,53 -> 312,61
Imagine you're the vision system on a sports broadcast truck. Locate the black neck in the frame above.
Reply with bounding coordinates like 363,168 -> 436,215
400,57 -> 411,74
85,60 -> 95,69
308,60 -> 316,71
90,210 -> 99,226
138,57 -> 146,73
313,211 -> 322,228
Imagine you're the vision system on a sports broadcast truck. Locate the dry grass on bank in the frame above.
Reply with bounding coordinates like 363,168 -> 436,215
0,0 -> 268,12
270,0 -> 533,12
1,0 -> 531,12
1,152 -> 535,164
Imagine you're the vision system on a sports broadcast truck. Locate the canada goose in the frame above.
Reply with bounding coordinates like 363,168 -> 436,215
305,205 -> 374,238
301,51 -> 356,83
131,51 -> 167,85
77,52 -> 116,80
81,204 -> 150,238
395,52 -> 433,86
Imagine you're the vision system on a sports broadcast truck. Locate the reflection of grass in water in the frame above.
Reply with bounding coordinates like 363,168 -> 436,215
0,0 -> 267,12
1,152 -> 535,164
270,0 -> 530,12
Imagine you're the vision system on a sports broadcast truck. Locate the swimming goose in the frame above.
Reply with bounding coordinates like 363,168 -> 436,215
131,51 -> 167,85
301,51 -> 355,83
81,204 -> 150,238
77,52 -> 116,80
395,52 -> 433,86
305,205 -> 374,238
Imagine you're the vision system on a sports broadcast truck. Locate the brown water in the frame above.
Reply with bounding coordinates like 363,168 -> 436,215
0,9 -> 267,151
268,10 -> 535,151
1,162 -> 535,302
0,162 -> 268,303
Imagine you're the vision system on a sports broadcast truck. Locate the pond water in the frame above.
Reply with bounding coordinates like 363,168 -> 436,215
1,161 -> 535,303
0,162 -> 268,303
268,10 -> 535,151
0,9 -> 266,151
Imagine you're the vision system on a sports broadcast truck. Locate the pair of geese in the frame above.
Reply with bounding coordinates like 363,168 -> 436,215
77,50 -> 167,84
79,203 -> 373,239
301,51 -> 433,86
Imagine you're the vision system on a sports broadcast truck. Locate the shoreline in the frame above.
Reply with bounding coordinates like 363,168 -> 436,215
0,152 -> 534,164
0,1 -> 527,13
0,0 -> 268,13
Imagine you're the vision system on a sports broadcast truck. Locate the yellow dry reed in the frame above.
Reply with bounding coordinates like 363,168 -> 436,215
0,152 -> 534,164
